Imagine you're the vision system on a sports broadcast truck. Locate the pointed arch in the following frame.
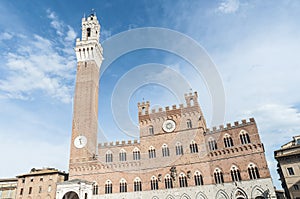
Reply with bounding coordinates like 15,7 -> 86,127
251,185 -> 264,199
105,179 -> 112,194
190,140 -> 198,153
133,177 -> 142,192
208,137 -> 218,151
166,195 -> 175,199
194,170 -> 203,186
196,192 -> 208,199
224,133 -> 234,148
150,175 -> 158,190
214,168 -> 224,184
179,172 -> 188,187
230,165 -> 241,182
164,174 -> 173,189
215,189 -> 229,199
119,149 -> 127,161
234,188 -> 248,199
180,193 -> 191,199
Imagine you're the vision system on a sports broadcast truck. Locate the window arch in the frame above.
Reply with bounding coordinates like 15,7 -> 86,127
175,142 -> 183,155
240,130 -> 251,144
230,165 -> 241,182
133,147 -> 140,160
149,125 -> 154,135
150,176 -> 158,190
214,168 -> 224,184
187,119 -> 192,129
119,178 -> 127,193
162,144 -> 170,157
119,149 -> 127,161
87,28 -> 91,37
105,180 -> 112,194
179,173 -> 188,187
223,134 -> 233,148
194,171 -> 203,186
248,163 -> 260,180
165,174 -> 173,189
92,182 -> 98,195
133,177 -> 142,192
208,137 -> 218,151
148,146 -> 156,159
190,140 -> 198,153
105,151 -> 113,163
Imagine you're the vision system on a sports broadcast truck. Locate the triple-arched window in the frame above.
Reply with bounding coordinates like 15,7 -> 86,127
230,165 -> 241,181
105,180 -> 112,194
148,146 -> 156,158
119,149 -> 127,161
164,174 -> 173,189
194,171 -> 203,186
187,119 -> 192,129
240,130 -> 251,144
133,177 -> 142,192
190,140 -> 198,153
214,168 -> 224,184
175,142 -> 183,155
133,147 -> 140,160
224,134 -> 234,148
179,173 -> 188,187
105,151 -> 113,163
208,137 -> 218,151
150,176 -> 159,190
248,163 -> 260,180
162,144 -> 170,157
119,178 -> 127,193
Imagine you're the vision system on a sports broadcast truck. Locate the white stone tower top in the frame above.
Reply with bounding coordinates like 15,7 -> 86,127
75,13 -> 103,67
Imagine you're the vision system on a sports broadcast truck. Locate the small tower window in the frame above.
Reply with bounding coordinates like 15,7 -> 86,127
87,28 -> 91,37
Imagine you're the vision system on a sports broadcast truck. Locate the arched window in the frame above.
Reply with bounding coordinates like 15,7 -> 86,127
175,142 -> 183,155
230,165 -> 241,182
187,119 -> 192,129
190,98 -> 194,106
119,178 -> 127,193
208,137 -> 218,151
224,134 -> 234,148
149,125 -> 154,135
162,144 -> 170,157
179,173 -> 188,187
148,146 -> 156,159
248,163 -> 260,180
214,168 -> 224,184
105,151 -> 113,163
133,177 -> 142,192
150,176 -> 158,190
87,28 -> 91,37
164,174 -> 173,189
105,180 -> 112,194
240,130 -> 251,144
92,183 -> 98,195
119,149 -> 126,161
190,140 -> 198,153
194,171 -> 203,186
133,147 -> 140,160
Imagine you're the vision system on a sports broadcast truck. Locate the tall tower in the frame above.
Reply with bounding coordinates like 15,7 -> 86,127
69,13 -> 103,176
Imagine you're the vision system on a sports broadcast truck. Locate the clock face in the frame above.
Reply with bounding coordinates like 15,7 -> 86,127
74,135 -> 87,149
162,120 -> 176,133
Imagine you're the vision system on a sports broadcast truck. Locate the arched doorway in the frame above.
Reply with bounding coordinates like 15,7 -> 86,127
62,191 -> 79,199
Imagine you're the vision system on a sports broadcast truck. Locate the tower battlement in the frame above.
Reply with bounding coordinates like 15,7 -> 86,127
205,118 -> 256,134
98,140 -> 139,148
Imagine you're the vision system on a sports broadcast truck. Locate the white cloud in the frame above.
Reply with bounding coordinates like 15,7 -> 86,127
0,11 -> 77,103
47,9 -> 64,36
217,0 -> 240,14
0,32 -> 13,41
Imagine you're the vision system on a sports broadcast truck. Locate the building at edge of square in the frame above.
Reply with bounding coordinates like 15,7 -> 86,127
56,13 -> 276,199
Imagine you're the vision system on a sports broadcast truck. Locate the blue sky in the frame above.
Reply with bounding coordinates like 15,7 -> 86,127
1,0 -> 300,189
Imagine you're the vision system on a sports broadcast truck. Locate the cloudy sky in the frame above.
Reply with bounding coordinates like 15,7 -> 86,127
0,0 -> 300,189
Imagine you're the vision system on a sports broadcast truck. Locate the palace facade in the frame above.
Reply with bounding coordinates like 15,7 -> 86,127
56,14 -> 276,199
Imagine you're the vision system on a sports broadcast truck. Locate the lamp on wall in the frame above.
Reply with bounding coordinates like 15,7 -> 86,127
170,166 -> 177,181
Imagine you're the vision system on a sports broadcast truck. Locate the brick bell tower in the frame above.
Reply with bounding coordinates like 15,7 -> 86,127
69,13 -> 103,177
